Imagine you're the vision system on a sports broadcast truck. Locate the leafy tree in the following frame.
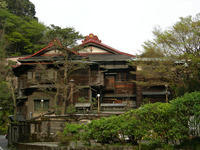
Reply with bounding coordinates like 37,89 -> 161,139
5,0 -> 36,18
0,26 -> 14,133
0,0 -> 7,9
0,9 -> 46,56
41,26 -> 84,114
150,14 -> 200,56
136,13 -> 200,97
0,81 -> 12,134
30,30 -> 85,114
44,24 -> 83,47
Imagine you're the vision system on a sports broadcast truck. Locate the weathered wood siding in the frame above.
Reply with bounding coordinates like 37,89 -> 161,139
115,81 -> 134,94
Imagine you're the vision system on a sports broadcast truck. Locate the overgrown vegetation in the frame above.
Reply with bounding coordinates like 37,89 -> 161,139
61,92 -> 200,148
0,0 -> 84,134
0,0 -> 83,56
0,81 -> 12,134
133,13 -> 200,98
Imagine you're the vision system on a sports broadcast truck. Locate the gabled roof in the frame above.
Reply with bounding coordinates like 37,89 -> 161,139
19,40 -> 61,60
18,33 -> 135,61
80,33 -> 135,57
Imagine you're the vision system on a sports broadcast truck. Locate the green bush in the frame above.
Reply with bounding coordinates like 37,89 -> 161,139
82,116 -> 121,144
170,92 -> 200,138
61,92 -> 200,147
135,102 -> 183,144
62,123 -> 84,143
118,110 -> 145,144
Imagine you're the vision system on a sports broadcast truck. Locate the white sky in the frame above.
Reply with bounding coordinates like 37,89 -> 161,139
30,0 -> 200,55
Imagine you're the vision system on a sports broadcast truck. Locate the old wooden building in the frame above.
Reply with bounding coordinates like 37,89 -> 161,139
13,34 -> 167,120
8,34 -> 169,143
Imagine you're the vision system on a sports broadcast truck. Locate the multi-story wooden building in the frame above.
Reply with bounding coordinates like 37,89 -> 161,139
13,33 -> 166,120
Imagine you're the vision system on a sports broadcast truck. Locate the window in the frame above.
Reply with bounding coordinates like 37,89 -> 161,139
31,70 -> 57,81
35,72 -> 42,80
34,99 -> 49,111
27,72 -> 33,80
48,70 -> 57,80
79,88 -> 89,100
116,72 -> 127,81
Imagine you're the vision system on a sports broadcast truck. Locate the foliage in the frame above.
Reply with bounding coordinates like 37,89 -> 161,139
61,123 -> 84,144
0,9 -> 46,56
0,81 -> 11,104
66,104 -> 76,114
78,97 -> 87,103
0,0 -> 7,9
61,92 -> 200,148
45,24 -> 83,48
118,110 -> 145,144
0,3 -> 84,56
149,14 -> 200,56
170,92 -> 200,137
132,58 -> 174,87
135,102 -> 183,144
23,23 -> 85,114
136,13 -> 200,97
0,81 -> 12,134
5,0 -> 36,18
82,116 -> 121,144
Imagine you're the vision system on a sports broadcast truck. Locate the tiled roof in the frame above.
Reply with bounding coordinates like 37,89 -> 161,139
18,34 -> 135,61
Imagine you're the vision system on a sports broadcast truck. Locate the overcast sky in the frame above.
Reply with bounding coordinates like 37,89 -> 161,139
30,0 -> 200,55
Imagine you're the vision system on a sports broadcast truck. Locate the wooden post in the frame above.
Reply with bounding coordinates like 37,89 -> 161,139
97,94 -> 100,113
136,66 -> 143,107
70,79 -> 74,104
89,67 -> 92,103
165,84 -> 168,103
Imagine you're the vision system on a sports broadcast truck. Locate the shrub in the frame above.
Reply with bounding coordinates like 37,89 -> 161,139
82,116 -> 121,144
61,92 -> 200,146
118,110 -> 145,144
170,92 -> 200,138
135,102 -> 182,144
62,123 -> 84,143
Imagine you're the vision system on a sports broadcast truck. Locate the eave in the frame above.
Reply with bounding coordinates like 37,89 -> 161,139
16,34 -> 135,65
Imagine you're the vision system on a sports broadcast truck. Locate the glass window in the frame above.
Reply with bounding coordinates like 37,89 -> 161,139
34,99 -> 49,111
